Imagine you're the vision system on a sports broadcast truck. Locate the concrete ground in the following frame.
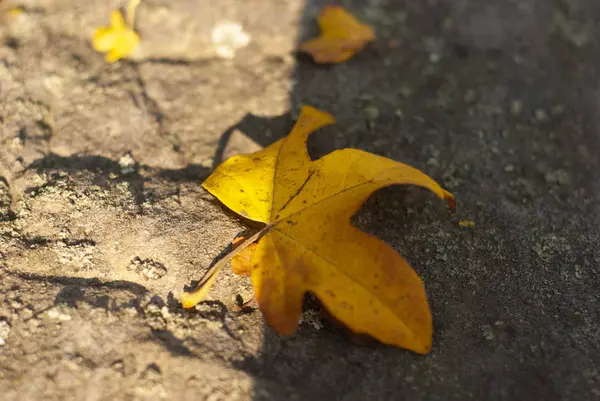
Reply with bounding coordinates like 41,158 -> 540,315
1,0 -> 599,400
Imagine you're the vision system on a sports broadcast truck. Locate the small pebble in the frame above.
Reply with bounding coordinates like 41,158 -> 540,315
363,105 -> 380,122
534,109 -> 548,121
212,21 -> 251,59
482,324 -> 494,341
427,157 -> 439,167
429,53 -> 441,63
510,100 -> 522,115
118,153 -> 136,175
0,320 -> 11,346
47,307 -> 72,321
545,169 -> 570,185
552,105 -> 565,115
399,86 -> 412,98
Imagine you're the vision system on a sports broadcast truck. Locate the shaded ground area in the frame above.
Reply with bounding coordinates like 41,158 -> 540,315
1,0 -> 599,400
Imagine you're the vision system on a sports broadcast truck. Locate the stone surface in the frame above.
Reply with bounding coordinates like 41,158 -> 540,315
1,0 -> 599,400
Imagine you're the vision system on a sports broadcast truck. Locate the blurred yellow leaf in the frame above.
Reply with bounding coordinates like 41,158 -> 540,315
93,9 -> 139,63
8,7 -> 25,18
183,106 -> 455,354
299,5 -> 375,64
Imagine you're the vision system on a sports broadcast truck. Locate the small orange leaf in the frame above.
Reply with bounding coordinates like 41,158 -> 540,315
299,5 -> 376,64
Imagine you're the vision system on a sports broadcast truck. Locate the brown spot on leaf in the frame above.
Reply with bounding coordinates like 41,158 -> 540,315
339,300 -> 352,310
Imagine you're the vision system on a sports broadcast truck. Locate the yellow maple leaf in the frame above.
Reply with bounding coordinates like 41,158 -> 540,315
299,5 -> 376,64
182,106 -> 454,354
93,2 -> 140,63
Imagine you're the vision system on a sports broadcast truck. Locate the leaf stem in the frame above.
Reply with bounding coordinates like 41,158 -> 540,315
181,226 -> 269,308
126,0 -> 141,29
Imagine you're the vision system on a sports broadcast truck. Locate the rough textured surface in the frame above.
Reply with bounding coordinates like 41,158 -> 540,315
0,0 -> 599,400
